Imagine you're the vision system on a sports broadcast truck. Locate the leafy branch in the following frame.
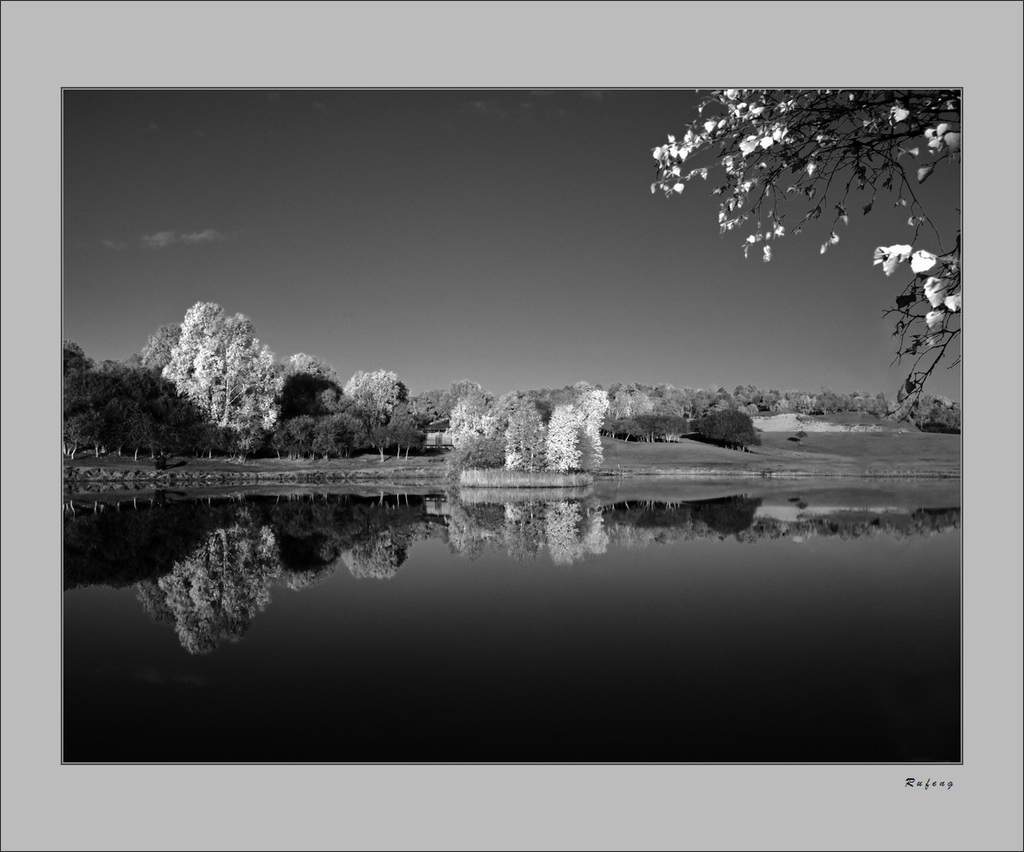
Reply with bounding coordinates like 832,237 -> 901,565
652,89 -> 961,409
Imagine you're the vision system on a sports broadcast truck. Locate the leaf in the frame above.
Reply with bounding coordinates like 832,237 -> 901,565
672,183 -> 685,194
943,131 -> 961,153
926,310 -> 944,331
916,163 -> 936,183
890,106 -> 910,124
911,250 -> 939,275
923,276 -> 948,307
944,293 -> 961,312
873,244 -> 913,276
739,136 -> 759,155
895,294 -> 916,309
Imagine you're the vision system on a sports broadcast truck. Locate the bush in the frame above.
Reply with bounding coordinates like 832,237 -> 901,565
444,434 -> 505,481
695,409 -> 762,450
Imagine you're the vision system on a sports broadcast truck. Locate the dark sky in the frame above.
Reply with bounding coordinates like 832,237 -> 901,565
62,88 -> 961,400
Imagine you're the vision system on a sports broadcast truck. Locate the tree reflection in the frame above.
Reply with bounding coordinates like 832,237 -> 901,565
136,510 -> 281,654
448,497 -> 610,566
503,503 -> 543,563
545,501 -> 585,565
63,489 -> 962,656
342,528 -> 410,579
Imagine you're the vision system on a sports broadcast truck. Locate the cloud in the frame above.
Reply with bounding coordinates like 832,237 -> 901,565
141,230 -> 178,249
141,229 -> 225,248
101,239 -> 128,251
180,228 -> 224,244
467,99 -> 507,120
311,100 -> 331,115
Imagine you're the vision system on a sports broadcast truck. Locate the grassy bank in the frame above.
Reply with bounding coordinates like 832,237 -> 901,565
63,450 -> 450,492
63,422 -> 960,493
601,423 -> 960,479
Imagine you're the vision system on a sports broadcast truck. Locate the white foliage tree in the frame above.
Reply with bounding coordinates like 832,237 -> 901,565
545,404 -> 582,472
163,302 -> 282,436
343,369 -> 406,426
285,352 -> 338,382
449,394 -> 499,449
574,386 -> 609,471
503,403 -> 547,471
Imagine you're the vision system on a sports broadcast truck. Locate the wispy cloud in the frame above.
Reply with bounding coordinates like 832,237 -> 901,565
141,229 -> 225,249
180,229 -> 224,245
141,230 -> 178,249
467,99 -> 507,120
101,239 -> 128,251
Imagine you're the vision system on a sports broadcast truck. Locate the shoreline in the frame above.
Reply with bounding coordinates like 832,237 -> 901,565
62,460 -> 960,496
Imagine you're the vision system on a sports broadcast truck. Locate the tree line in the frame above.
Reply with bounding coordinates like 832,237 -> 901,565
63,300 -> 961,464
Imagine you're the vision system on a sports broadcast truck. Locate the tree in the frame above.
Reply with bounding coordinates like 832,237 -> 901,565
388,403 -> 424,460
695,409 -> 762,451
343,369 -> 407,428
504,402 -> 547,472
449,388 -> 499,449
285,352 -> 338,383
279,354 -> 342,419
140,323 -> 182,372
545,404 -> 582,472
573,385 -> 609,471
162,302 -> 282,449
651,89 -> 961,406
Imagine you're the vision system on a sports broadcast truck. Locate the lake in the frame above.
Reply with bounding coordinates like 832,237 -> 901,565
62,479 -> 961,763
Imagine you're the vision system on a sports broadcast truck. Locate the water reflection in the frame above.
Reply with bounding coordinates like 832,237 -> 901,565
136,513 -> 279,654
63,487 -> 961,654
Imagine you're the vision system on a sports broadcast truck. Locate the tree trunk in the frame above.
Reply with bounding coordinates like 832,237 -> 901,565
135,447 -> 140,461
378,447 -> 385,462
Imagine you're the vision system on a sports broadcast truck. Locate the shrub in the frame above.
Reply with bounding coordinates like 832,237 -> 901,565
695,409 -> 762,450
445,433 -> 505,481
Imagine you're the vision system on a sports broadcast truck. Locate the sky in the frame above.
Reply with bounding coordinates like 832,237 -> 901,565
62,88 -> 962,401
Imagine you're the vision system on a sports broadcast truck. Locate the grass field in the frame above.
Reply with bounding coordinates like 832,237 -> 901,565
62,416 -> 961,490
602,415 -> 960,478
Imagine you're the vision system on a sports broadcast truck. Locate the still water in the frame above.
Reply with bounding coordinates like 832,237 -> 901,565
63,480 -> 961,763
